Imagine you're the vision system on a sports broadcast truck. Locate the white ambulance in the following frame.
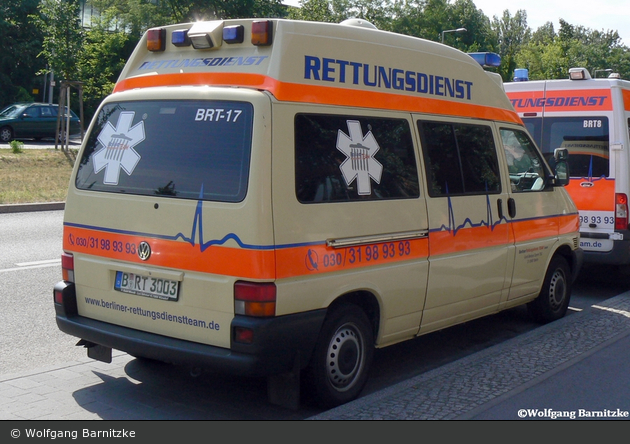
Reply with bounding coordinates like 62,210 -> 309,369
505,68 -> 630,265
54,18 -> 582,409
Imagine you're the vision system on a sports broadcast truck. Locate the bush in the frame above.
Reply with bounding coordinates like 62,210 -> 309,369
10,140 -> 24,153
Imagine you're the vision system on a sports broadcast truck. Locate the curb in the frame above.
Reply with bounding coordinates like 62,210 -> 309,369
0,202 -> 65,214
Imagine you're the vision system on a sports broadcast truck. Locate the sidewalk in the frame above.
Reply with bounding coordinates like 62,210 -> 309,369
2,291 -> 630,420
309,291 -> 630,420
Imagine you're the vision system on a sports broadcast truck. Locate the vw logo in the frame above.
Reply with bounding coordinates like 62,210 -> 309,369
137,241 -> 151,261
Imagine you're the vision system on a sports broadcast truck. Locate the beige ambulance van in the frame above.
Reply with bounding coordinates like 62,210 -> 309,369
54,18 -> 582,409
505,68 -> 630,266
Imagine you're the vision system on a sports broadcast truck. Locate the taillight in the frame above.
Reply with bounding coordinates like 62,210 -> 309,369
146,28 -> 166,51
616,193 -> 628,230
234,281 -> 276,317
251,20 -> 272,46
61,252 -> 74,282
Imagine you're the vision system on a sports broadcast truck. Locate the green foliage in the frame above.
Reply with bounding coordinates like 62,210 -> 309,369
10,140 -> 24,154
31,0 -> 84,80
0,0 -> 44,106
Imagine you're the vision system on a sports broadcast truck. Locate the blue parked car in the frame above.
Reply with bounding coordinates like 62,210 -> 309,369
0,102 -> 81,143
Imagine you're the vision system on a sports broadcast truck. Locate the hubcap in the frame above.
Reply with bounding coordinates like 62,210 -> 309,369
548,269 -> 566,310
326,323 -> 365,392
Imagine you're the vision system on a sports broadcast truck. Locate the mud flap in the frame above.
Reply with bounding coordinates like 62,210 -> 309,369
77,339 -> 112,363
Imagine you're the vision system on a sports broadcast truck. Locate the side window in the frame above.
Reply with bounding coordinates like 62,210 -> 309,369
418,120 -> 501,197
295,114 -> 419,203
500,128 -> 548,192
23,106 -> 40,118
40,106 -> 52,117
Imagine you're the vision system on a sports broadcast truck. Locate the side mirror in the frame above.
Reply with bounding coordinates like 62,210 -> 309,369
554,148 -> 569,161
546,148 -> 570,186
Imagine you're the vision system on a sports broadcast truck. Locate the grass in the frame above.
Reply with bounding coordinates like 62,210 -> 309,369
0,148 -> 77,204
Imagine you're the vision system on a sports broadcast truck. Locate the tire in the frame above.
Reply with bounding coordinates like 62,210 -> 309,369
0,126 -> 13,143
528,255 -> 571,324
305,304 -> 374,408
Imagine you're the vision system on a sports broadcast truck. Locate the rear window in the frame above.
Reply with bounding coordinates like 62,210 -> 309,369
75,100 -> 253,202
522,116 -> 610,178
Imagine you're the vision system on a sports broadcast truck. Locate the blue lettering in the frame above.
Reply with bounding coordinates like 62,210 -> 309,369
405,71 -> 416,91
323,58 -> 336,82
337,60 -> 350,83
305,55 -> 321,80
393,69 -> 404,90
364,64 -> 377,87
301,55 -> 475,101
378,66 -> 391,89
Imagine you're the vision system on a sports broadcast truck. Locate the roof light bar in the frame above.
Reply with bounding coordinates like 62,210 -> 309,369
468,52 -> 501,68
188,21 -> 224,50
146,28 -> 166,52
251,20 -> 273,46
223,25 -> 244,44
569,67 -> 592,80
171,29 -> 190,47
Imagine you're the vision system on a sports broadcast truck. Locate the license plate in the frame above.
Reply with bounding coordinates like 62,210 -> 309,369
114,271 -> 179,301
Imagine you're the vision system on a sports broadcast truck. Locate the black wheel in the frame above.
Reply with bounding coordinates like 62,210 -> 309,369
528,256 -> 571,323
305,304 -> 374,408
0,126 -> 13,143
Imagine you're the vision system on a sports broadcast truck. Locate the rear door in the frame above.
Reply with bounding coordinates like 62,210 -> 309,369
64,88 -> 272,350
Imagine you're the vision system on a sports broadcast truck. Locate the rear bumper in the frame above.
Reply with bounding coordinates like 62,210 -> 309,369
54,281 -> 326,376
581,236 -> 630,266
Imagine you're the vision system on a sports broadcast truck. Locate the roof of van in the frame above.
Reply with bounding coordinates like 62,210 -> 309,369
114,18 -> 520,124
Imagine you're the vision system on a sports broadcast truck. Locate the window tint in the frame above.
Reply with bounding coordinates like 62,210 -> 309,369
500,128 -> 548,192
295,114 -> 419,203
75,100 -> 253,202
418,121 -> 501,197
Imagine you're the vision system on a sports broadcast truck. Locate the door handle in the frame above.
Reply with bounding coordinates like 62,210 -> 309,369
508,198 -> 517,218
497,199 -> 504,219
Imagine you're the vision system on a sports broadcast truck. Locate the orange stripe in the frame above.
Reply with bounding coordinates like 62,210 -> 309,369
64,226 -> 276,280
565,178 -> 615,212
623,89 -> 630,112
65,216 -> 573,281
510,217 -> 559,243
558,214 -> 580,235
275,238 -> 429,279
428,224 -> 510,256
114,72 -> 521,124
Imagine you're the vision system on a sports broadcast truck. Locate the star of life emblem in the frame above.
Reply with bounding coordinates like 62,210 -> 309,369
337,120 -> 383,195
92,111 -> 145,185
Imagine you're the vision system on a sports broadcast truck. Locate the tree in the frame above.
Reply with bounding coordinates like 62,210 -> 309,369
0,0 -> 44,106
491,9 -> 529,81
515,19 -> 630,80
76,15 -> 132,119
32,0 -> 84,81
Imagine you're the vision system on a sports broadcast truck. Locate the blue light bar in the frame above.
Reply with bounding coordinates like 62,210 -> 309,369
172,29 -> 190,47
513,68 -> 529,81
223,25 -> 244,44
468,52 -> 501,67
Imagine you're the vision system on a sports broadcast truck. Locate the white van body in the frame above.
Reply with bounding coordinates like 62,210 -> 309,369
54,18 -> 582,408
505,69 -> 630,265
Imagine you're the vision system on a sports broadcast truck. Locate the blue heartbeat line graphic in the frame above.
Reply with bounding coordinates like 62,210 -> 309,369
170,185 -> 275,251
437,193 -> 507,236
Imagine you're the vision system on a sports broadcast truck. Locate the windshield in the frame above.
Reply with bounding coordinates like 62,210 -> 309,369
75,100 -> 253,202
0,104 -> 27,118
